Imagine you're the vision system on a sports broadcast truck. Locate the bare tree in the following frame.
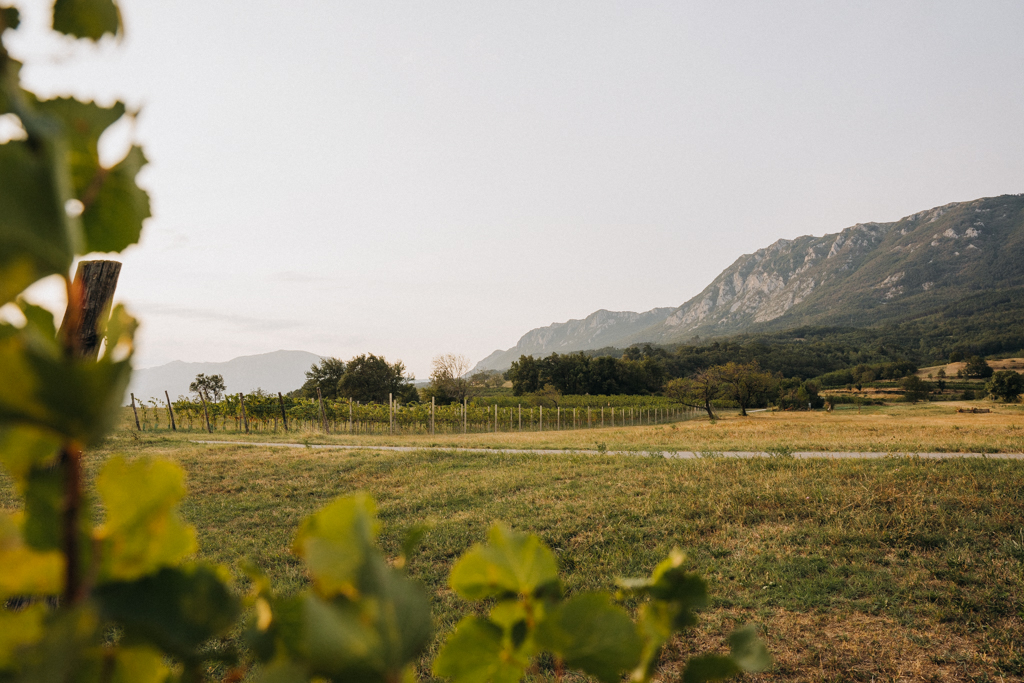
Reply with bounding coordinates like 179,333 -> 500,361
429,353 -> 472,404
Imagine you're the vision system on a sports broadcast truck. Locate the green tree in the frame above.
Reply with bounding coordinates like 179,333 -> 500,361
299,356 -> 345,399
338,353 -> 412,403
962,355 -> 994,379
986,370 -> 1023,402
189,372 -> 225,403
664,368 -> 721,419
717,361 -> 777,416
507,354 -> 543,395
900,375 -> 930,402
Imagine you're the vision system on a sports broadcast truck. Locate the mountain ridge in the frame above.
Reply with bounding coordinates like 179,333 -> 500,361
472,307 -> 674,372
473,193 -> 1024,372
127,349 -> 323,403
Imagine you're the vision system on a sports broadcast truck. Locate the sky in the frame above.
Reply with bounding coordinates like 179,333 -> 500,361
7,1 -> 1024,378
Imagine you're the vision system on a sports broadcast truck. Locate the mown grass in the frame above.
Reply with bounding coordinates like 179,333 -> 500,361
148,400 -> 1024,455
3,427 -> 1022,682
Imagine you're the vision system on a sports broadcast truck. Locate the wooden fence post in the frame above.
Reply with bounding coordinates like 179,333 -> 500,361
518,404 -> 521,431
239,393 -> 250,433
463,397 -> 467,434
431,397 -> 435,435
539,405 -> 543,431
317,387 -> 328,433
165,390 -> 177,431
278,392 -> 289,431
348,398 -> 353,433
389,393 -> 394,435
130,392 -> 141,430
200,394 -> 212,433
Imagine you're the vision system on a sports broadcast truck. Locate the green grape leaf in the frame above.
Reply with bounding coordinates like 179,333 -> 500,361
0,512 -> 63,599
80,144 -> 150,253
111,645 -> 170,683
621,548 -> 708,630
291,494 -> 378,598
31,97 -> 125,194
0,308 -> 134,445
1,6 -> 21,31
535,592 -> 643,683
299,594 -> 384,680
7,605 -> 103,682
255,660 -> 309,683
0,424 -> 61,485
449,524 -> 560,600
0,137 -> 77,304
632,600 -> 674,681
433,616 -> 528,683
0,605 -> 46,670
363,560 -> 433,669
52,0 -> 121,40
94,564 -> 240,661
96,456 -> 197,581
681,655 -> 741,683
728,624 -> 771,672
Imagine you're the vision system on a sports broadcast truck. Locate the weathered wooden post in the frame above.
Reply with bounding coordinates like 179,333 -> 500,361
239,393 -> 250,433
278,392 -> 289,431
165,390 -> 177,431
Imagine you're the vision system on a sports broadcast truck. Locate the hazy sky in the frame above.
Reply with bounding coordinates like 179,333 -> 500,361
9,1 -> 1024,378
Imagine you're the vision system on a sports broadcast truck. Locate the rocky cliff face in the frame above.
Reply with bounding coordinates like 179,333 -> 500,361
635,193 -> 1024,343
474,194 -> 1024,372
472,308 -> 674,372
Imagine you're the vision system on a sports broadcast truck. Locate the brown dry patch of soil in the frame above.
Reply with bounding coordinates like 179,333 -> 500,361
662,609 -> 1014,682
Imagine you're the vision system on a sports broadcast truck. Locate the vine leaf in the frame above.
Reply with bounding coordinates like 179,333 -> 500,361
32,97 -> 150,254
1,6 -> 20,31
95,456 -> 197,581
0,606 -> 46,670
52,0 -> 121,40
535,592 -> 643,683
682,655 -> 742,683
0,513 -> 63,599
449,524 -> 560,600
433,616 -> 528,683
0,425 -> 61,485
94,564 -> 240,661
292,493 -> 378,598
0,137 -> 77,304
110,645 -> 170,683
0,307 -> 135,446
80,144 -> 150,253
727,624 -> 772,672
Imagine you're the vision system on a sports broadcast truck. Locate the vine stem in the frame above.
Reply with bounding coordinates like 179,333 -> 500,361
59,442 -> 85,604
56,262 -> 121,604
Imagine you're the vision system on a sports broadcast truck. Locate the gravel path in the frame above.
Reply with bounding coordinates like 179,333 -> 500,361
191,440 -> 1024,460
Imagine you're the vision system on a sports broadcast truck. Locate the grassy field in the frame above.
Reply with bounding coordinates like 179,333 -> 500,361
144,400 -> 1024,455
3,410 -> 1024,682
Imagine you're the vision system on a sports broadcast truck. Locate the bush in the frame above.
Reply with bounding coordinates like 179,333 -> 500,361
987,371 -> 1024,403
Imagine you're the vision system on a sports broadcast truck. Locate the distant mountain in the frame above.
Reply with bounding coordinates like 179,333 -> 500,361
475,194 -> 1024,371
472,308 -> 674,373
637,193 -> 1024,343
127,350 -> 322,403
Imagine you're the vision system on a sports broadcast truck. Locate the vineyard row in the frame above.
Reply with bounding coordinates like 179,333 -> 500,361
128,392 -> 701,435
